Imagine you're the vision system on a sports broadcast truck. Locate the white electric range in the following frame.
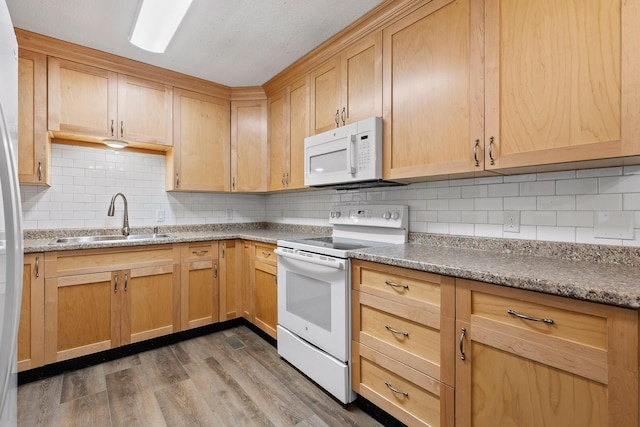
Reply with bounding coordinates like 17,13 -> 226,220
275,204 -> 408,404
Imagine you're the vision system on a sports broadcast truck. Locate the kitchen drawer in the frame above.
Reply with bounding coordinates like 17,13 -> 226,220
254,242 -> 276,266
352,341 -> 454,427
45,244 -> 180,278
353,290 -> 448,381
464,280 -> 608,351
352,260 -> 454,311
182,241 -> 218,262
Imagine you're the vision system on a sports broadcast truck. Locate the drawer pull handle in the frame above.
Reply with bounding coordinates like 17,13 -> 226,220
384,280 -> 409,290
261,251 -> 271,257
35,256 -> 40,278
124,273 -> 128,292
385,324 -> 408,337
384,381 -> 408,397
114,274 -> 118,293
507,309 -> 554,324
459,327 -> 466,360
192,250 -> 209,255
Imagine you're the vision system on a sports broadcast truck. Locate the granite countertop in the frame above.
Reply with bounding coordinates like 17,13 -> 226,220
348,243 -> 640,309
23,224 -> 640,310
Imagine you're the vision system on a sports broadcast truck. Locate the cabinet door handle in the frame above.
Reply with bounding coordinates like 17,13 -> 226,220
285,172 -> 289,187
384,280 -> 409,290
214,262 -> 218,279
120,120 -> 124,138
281,174 -> 286,188
384,381 -> 408,397
459,327 -> 466,360
37,162 -> 43,181
507,309 -> 554,324
473,139 -> 480,167
114,274 -> 118,293
175,173 -> 179,189
192,250 -> 209,255
232,177 -> 236,190
111,119 -> 114,136
341,106 -> 346,126
221,242 -> 225,259
489,136 -> 495,165
35,256 -> 40,278
385,324 -> 408,337
124,272 -> 128,292
335,109 -> 340,127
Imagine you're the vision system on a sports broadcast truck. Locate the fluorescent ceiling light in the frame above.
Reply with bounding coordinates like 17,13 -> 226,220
129,0 -> 193,53
103,139 -> 129,149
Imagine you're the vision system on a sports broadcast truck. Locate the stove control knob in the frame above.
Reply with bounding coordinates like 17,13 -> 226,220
391,211 -> 400,220
383,211 -> 391,220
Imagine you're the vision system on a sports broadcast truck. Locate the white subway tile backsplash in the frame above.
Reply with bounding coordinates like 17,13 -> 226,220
19,144 -> 640,248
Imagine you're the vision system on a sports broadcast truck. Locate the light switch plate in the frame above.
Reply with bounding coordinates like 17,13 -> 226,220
593,211 -> 634,239
156,209 -> 165,222
503,210 -> 520,233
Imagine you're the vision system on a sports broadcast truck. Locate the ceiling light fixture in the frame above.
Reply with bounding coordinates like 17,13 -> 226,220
129,0 -> 193,53
102,139 -> 129,149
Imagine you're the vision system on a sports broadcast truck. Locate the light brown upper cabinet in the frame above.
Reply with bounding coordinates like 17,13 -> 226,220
310,32 -> 382,135
484,0 -> 640,171
231,99 -> 268,192
268,77 -> 309,191
382,0 -> 484,181
18,49 -> 50,185
48,57 -> 173,148
167,88 -> 230,192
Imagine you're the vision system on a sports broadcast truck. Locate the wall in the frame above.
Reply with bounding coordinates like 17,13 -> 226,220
20,144 -> 266,230
21,144 -> 640,247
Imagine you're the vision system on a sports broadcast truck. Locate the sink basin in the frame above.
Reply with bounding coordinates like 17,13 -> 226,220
49,234 -> 174,245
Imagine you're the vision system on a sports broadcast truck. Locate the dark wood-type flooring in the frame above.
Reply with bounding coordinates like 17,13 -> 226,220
18,326 -> 382,426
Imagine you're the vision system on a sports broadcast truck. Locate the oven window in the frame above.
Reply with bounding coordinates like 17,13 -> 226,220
310,149 -> 346,174
286,271 -> 332,332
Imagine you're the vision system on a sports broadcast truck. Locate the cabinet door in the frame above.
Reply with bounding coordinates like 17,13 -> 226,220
121,262 -> 181,345
18,49 -> 49,186
219,240 -> 243,321
310,57 -> 341,134
44,272 -> 120,364
117,74 -> 172,146
268,89 -> 288,191
180,242 -> 219,330
253,260 -> 277,339
48,57 -> 117,138
455,279 -> 638,427
382,0 -> 484,180
169,88 -> 230,191
288,77 -> 309,189
231,99 -> 268,192
485,0 -> 640,170
18,253 -> 44,371
242,241 -> 254,321
340,32 -> 382,126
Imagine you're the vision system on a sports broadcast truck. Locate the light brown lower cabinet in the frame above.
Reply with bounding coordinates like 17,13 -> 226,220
43,245 -> 181,364
241,241 -> 278,339
18,253 -> 45,372
180,241 -> 218,330
455,278 -> 639,427
351,260 -> 455,427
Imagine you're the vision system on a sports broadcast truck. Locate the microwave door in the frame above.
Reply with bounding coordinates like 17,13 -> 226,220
306,136 -> 355,186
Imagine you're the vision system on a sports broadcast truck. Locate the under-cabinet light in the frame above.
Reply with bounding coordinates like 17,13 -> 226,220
129,0 -> 193,53
103,139 -> 129,149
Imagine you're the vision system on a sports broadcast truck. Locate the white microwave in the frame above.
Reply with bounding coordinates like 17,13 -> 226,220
304,116 -> 383,188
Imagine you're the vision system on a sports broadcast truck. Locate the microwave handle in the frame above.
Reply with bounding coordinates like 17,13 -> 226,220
347,134 -> 356,175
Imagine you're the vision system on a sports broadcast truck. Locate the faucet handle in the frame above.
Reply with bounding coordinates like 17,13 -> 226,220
153,226 -> 159,235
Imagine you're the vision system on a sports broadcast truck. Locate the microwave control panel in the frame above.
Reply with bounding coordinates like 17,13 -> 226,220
357,134 -> 372,171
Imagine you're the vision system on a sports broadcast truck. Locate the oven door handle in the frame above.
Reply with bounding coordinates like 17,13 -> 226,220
275,248 -> 346,270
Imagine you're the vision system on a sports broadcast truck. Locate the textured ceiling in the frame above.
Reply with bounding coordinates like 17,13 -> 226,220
7,0 -> 385,87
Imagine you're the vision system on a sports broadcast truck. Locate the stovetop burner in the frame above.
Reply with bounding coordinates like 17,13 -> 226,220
286,236 -> 389,252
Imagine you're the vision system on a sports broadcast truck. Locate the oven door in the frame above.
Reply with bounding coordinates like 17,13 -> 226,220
275,248 -> 350,362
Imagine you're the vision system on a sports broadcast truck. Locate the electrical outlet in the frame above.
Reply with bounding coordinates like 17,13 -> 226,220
503,210 -> 520,233
226,209 -> 233,220
156,209 -> 165,222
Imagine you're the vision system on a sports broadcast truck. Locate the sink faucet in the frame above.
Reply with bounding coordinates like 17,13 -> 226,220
107,193 -> 130,236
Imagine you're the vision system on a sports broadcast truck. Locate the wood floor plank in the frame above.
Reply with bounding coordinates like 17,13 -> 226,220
102,353 -> 141,376
154,379 -> 224,426
135,345 -> 190,392
60,364 -> 107,404
17,376 -> 63,427
56,390 -> 111,427
105,367 -> 167,427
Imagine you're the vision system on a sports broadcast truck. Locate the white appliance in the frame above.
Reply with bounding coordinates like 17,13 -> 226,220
304,116 -> 388,188
0,1 -> 22,426
276,204 -> 408,404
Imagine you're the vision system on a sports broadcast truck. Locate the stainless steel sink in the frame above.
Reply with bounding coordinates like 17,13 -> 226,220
49,234 -> 174,245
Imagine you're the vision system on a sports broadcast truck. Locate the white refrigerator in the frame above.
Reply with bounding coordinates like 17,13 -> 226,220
0,0 -> 23,426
